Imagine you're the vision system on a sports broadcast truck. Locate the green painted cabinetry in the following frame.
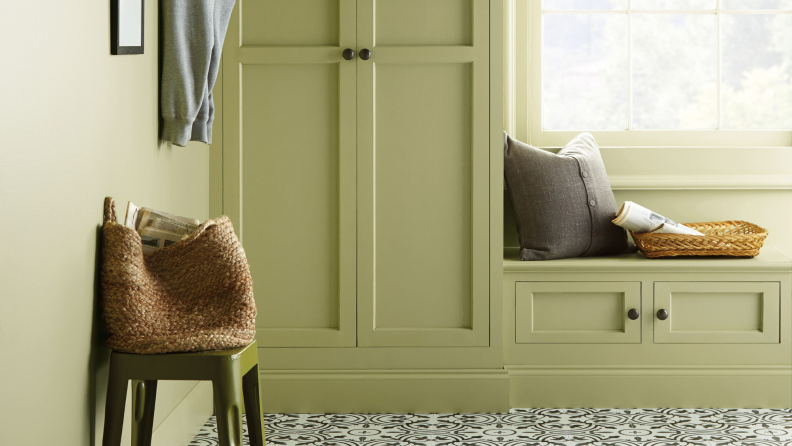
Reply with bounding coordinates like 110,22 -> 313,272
222,0 -> 499,353
217,0 -> 507,412
215,0 -> 791,411
356,0 -> 491,347
223,0 -> 357,348
515,282 -> 642,344
504,249 -> 792,408
653,282 -> 781,344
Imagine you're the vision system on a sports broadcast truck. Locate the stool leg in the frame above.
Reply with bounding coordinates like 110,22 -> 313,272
242,363 -> 265,446
102,359 -> 128,446
132,380 -> 158,446
213,366 -> 243,446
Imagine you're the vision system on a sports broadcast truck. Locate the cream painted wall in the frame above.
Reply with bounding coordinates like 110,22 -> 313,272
1,1 -> 212,445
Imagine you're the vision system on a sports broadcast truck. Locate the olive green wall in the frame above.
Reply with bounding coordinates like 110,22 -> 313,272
0,1 -> 212,445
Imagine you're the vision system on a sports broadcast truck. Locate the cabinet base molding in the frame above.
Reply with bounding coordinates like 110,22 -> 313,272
507,365 -> 792,408
259,369 -> 510,414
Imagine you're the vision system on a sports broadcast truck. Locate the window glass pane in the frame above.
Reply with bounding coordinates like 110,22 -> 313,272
632,14 -> 717,129
722,0 -> 792,10
543,14 -> 629,130
721,14 -> 792,129
543,0 -> 627,10
632,0 -> 715,9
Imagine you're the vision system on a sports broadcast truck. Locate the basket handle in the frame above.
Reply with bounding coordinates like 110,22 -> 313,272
104,197 -> 117,225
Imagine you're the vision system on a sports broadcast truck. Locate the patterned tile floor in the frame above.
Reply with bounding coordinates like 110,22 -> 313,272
189,409 -> 792,445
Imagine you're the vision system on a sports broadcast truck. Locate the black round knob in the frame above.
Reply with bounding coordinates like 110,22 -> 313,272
627,309 -> 639,320
343,48 -> 355,60
657,309 -> 669,320
360,48 -> 372,60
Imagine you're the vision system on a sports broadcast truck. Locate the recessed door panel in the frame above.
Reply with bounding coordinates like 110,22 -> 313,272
654,282 -> 781,344
372,63 -> 472,331
242,0 -> 340,46
516,282 -> 642,344
242,64 -> 341,332
224,0 -> 357,347
375,0 -> 473,45
357,0 -> 490,347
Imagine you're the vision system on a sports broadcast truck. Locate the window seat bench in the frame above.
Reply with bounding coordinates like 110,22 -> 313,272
502,246 -> 792,408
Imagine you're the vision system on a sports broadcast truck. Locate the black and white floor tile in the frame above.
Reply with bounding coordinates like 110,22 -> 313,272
189,409 -> 792,445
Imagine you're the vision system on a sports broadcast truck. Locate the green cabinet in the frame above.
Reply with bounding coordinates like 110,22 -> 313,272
222,0 -> 493,349
515,282 -> 642,344
653,282 -> 781,344
356,0 -> 490,347
503,250 -> 792,408
222,0 -> 357,348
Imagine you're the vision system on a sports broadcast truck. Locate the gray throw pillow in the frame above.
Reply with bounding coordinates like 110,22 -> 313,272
504,132 -> 636,261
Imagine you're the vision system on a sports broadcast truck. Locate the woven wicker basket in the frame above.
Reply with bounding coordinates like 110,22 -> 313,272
630,221 -> 768,259
100,197 -> 256,354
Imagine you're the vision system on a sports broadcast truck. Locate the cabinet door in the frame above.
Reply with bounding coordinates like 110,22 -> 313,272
356,0 -> 490,347
515,282 -> 642,344
654,282 -> 781,344
223,0 -> 357,347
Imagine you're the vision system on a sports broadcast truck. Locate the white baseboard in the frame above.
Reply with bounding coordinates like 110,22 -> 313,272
152,381 -> 214,446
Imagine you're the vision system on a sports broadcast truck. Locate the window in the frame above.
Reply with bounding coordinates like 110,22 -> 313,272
509,0 -> 792,148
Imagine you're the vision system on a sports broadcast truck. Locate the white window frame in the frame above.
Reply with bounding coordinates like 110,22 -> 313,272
505,0 -> 792,149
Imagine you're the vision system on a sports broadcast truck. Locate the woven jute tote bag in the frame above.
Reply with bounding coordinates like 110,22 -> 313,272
100,197 -> 256,354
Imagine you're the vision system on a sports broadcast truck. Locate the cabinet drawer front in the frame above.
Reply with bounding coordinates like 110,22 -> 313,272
654,282 -> 780,344
515,282 -> 642,344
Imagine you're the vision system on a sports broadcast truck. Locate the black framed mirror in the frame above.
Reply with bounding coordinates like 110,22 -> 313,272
110,0 -> 144,55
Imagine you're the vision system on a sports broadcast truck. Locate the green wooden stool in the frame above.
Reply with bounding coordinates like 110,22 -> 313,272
101,341 -> 264,446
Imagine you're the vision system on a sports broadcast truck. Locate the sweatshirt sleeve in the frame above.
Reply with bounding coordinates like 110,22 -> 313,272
190,0 -> 235,145
160,0 -> 230,147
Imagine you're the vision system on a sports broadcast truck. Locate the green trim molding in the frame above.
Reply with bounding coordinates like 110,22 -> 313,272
507,365 -> 792,408
259,369 -> 510,414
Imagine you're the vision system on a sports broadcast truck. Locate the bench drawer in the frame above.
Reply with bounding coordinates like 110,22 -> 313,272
654,282 -> 780,344
515,282 -> 642,344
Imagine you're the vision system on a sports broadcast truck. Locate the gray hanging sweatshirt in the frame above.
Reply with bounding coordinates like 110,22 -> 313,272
161,0 -> 235,147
